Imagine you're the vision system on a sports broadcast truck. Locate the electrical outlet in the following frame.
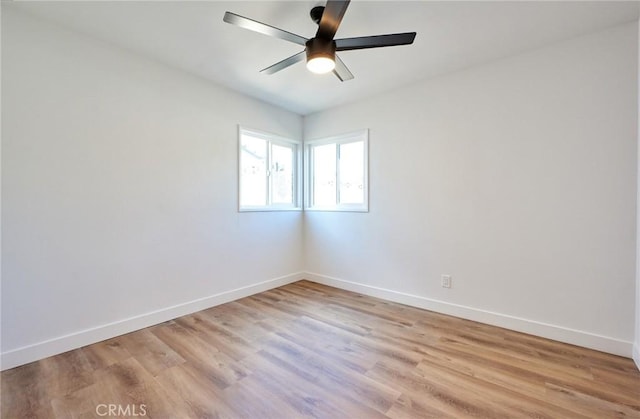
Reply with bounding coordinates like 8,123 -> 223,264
441,275 -> 452,288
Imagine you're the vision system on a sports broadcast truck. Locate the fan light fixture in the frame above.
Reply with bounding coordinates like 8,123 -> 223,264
307,56 -> 335,74
223,1 -> 417,82
305,38 -> 336,74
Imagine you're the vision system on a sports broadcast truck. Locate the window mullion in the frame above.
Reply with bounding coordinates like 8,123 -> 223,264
306,146 -> 312,208
310,146 -> 316,208
335,143 -> 341,206
266,141 -> 272,206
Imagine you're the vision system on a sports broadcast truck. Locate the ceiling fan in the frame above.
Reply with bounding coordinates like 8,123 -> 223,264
223,0 -> 417,81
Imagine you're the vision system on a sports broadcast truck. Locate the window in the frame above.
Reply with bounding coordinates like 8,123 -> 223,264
239,127 -> 301,211
305,129 -> 369,211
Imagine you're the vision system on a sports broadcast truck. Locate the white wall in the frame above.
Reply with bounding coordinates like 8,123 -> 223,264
1,8 -> 304,369
635,20 -> 640,370
305,22 -> 638,356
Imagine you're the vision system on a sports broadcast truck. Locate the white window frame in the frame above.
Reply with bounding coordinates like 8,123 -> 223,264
305,129 -> 369,212
238,127 -> 302,212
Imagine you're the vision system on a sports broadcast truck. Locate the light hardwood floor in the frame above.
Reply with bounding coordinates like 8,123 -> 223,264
2,280 -> 639,418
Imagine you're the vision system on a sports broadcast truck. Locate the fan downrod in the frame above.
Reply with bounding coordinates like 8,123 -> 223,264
310,6 -> 324,25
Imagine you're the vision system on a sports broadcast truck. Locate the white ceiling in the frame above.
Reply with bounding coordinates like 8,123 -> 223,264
7,1 -> 640,115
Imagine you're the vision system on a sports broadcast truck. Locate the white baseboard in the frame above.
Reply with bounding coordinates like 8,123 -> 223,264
1,272 -> 304,371
4,271 -> 634,370
304,272 -> 634,358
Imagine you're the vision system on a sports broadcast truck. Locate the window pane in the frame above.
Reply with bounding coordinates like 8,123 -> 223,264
338,141 -> 364,204
313,143 -> 337,206
240,135 -> 267,206
271,143 -> 294,204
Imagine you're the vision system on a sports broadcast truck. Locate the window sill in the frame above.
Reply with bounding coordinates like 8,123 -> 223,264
239,207 -> 303,212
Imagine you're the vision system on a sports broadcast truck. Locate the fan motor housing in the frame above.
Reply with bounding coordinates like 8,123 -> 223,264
305,37 -> 336,62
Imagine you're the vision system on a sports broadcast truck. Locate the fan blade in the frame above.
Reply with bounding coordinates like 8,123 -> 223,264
260,51 -> 306,75
316,0 -> 350,40
336,32 -> 416,51
223,12 -> 307,46
333,54 -> 354,82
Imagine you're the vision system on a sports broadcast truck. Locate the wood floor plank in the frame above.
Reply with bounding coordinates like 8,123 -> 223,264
386,392 -> 456,419
414,358 -> 586,418
81,337 -> 132,371
117,329 -> 186,377
1,362 -> 57,418
544,382 -> 640,418
174,312 -> 256,362
275,326 -> 375,374
153,362 -> 239,418
260,331 -> 401,414
2,280 -> 639,418
149,321 -> 249,390
367,360 -> 512,418
243,350 -> 390,419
